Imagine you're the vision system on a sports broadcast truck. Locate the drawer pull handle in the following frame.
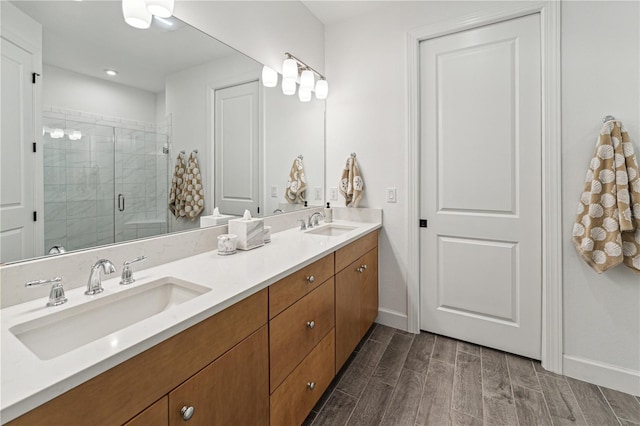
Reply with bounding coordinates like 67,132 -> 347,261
181,406 -> 194,421
356,267 -> 363,273
361,264 -> 367,270
306,275 -> 315,283
307,382 -> 316,390
307,320 -> 315,329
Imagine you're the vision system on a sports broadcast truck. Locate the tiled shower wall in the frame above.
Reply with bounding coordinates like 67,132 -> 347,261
42,106 -> 169,254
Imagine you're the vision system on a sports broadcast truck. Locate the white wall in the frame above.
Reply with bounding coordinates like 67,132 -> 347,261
174,1 -> 324,76
263,88 -> 325,214
165,53 -> 262,232
42,65 -> 157,124
561,1 -> 640,390
325,0 -> 640,393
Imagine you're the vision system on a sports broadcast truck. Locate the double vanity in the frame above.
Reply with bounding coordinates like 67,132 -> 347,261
1,210 -> 381,425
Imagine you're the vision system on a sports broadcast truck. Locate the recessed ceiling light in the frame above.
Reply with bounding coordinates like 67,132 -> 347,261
104,69 -> 119,77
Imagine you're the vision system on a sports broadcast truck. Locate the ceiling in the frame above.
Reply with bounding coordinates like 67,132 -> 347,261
13,1 -> 242,93
301,0 -> 395,25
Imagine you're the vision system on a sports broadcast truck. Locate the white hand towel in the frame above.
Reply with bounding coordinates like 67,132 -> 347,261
572,120 -> 640,273
168,152 -> 186,218
339,154 -> 364,207
285,157 -> 307,204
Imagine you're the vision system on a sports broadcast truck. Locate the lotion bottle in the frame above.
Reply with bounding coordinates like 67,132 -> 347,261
324,202 -> 333,223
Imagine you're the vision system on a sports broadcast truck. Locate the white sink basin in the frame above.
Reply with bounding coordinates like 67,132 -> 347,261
10,277 -> 210,360
305,224 -> 357,236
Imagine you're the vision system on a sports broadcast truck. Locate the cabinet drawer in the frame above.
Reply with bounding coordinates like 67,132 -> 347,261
269,277 -> 335,393
124,397 -> 167,426
269,253 -> 334,319
270,329 -> 335,426
335,230 -> 378,273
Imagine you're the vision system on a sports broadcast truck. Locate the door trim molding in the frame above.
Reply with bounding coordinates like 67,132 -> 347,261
406,2 -> 563,373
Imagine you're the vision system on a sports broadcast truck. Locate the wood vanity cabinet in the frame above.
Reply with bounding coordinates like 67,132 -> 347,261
7,229 -> 379,426
335,231 -> 379,372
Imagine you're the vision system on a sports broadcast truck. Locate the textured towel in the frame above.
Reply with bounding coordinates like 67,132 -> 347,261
285,157 -> 307,204
181,152 -> 205,221
168,152 -> 186,218
339,154 -> 364,207
572,120 -> 640,273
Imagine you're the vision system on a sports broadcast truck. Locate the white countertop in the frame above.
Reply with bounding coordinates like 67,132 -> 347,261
0,219 -> 381,423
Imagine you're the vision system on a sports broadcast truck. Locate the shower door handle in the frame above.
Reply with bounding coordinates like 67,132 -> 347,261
118,194 -> 125,212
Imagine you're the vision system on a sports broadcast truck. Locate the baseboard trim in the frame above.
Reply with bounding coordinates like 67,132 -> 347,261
563,355 -> 640,396
376,308 -> 408,331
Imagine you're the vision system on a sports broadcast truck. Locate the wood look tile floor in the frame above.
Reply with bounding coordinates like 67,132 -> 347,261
304,324 -> 640,426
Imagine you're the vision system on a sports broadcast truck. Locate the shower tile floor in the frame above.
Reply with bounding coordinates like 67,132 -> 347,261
305,324 -> 640,426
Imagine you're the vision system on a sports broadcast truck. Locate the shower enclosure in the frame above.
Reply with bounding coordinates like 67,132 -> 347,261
42,114 -> 169,254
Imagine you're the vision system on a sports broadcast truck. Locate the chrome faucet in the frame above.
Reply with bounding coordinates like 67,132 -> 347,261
308,212 -> 324,228
86,259 -> 116,295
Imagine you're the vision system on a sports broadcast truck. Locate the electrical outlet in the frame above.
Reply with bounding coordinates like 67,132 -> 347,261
314,187 -> 322,200
386,187 -> 397,203
330,187 -> 338,201
271,185 -> 278,198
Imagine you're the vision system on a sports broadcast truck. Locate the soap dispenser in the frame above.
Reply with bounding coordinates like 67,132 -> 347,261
324,202 -> 333,223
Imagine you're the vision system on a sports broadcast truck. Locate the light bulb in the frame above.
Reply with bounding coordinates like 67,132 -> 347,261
51,128 -> 64,139
282,58 -> 298,81
261,66 -> 278,88
145,0 -> 174,18
69,130 -> 82,141
300,69 -> 314,91
282,78 -> 296,96
298,87 -> 311,102
122,0 -> 152,29
315,79 -> 328,100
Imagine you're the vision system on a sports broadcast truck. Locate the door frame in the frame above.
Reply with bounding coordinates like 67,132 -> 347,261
406,2 -> 563,373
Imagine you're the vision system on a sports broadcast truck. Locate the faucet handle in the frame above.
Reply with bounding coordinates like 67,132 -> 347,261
298,219 -> 307,231
26,277 -> 67,307
120,256 -> 147,285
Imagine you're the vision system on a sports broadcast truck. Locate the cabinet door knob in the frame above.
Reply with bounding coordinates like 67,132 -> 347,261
181,406 -> 194,421
356,267 -> 363,273
361,264 -> 367,270
306,275 -> 315,283
307,382 -> 316,390
307,320 -> 315,329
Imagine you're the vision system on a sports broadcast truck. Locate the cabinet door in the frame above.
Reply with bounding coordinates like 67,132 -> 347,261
360,247 -> 379,337
168,326 -> 269,426
124,396 -> 168,426
335,263 -> 361,373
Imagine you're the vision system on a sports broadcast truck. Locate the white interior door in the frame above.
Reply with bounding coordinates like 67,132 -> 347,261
419,14 -> 542,359
1,39 -> 38,263
214,81 -> 261,216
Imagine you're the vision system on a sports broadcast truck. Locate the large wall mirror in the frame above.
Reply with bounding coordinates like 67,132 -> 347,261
2,1 -> 325,264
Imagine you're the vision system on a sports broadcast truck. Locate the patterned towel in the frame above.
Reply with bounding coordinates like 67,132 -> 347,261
181,152 -> 205,221
339,154 -> 364,207
572,120 -> 640,273
285,157 -> 307,204
168,152 -> 186,218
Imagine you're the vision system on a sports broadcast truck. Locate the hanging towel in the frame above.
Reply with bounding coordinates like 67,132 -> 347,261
181,151 -> 205,221
572,120 -> 640,273
168,152 -> 186,218
285,157 -> 307,204
339,154 -> 364,207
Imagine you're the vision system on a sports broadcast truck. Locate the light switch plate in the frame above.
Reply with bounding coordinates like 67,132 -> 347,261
330,187 -> 338,201
314,187 -> 322,200
386,187 -> 397,203
271,185 -> 278,198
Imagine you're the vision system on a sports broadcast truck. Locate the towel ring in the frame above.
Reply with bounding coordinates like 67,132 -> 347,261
350,152 -> 356,158
602,115 -> 616,123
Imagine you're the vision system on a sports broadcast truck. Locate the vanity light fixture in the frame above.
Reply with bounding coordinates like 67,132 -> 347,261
261,66 -> 278,88
104,69 -> 119,77
122,0 -> 152,29
145,0 -> 174,18
279,53 -> 328,101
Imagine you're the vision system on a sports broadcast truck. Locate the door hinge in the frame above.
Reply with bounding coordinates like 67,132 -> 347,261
32,72 -> 40,84
419,219 -> 428,228
33,211 -> 37,222
257,206 -> 260,214
32,142 -> 37,153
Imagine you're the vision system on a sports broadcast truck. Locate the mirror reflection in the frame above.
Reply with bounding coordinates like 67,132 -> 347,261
2,1 -> 325,264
